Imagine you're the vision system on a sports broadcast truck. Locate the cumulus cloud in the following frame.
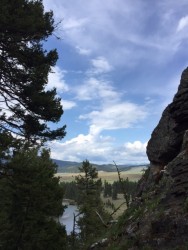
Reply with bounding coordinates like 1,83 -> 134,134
42,0 -> 188,164
124,141 -> 148,155
76,46 -> 91,55
177,15 -> 188,32
63,17 -> 88,30
49,132 -> 113,162
75,77 -> 119,101
47,66 -> 69,93
50,135 -> 148,164
90,57 -> 113,74
46,66 -> 77,110
80,102 -> 148,134
0,96 -> 14,118
61,100 -> 76,110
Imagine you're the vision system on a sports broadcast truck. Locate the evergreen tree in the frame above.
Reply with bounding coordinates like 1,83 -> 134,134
75,160 -> 107,247
0,1 -> 69,248
0,148 -> 67,250
0,0 -> 66,143
112,182 -> 118,200
103,180 -> 112,198
60,181 -> 78,201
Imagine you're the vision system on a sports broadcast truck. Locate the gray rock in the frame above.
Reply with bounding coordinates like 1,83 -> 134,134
147,67 -> 188,166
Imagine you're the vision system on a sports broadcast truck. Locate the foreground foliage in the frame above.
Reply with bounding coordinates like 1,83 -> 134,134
0,0 -> 66,143
0,1 -> 67,249
73,160 -> 109,249
0,148 -> 67,250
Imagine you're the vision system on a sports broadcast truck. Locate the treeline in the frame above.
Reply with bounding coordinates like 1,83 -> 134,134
103,178 -> 137,200
60,178 -> 137,201
61,162 -> 138,249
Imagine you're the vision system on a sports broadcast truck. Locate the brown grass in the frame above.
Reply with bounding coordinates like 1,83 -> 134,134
57,167 -> 145,218
102,193 -> 127,218
56,166 -> 144,183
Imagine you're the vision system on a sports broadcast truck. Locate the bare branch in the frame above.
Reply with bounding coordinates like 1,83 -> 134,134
110,201 -> 127,217
113,161 -> 130,208
95,211 -> 108,228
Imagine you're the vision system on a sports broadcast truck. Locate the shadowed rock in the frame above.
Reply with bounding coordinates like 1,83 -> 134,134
147,67 -> 188,166
93,68 -> 188,250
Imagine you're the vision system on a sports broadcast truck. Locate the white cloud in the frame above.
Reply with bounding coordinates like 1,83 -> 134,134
74,55 -> 148,140
47,66 -> 69,93
63,17 -> 88,30
43,0 -> 188,68
117,141 -> 148,164
124,141 -> 148,155
50,132 -> 113,163
61,100 -> 76,110
0,96 -> 14,118
75,77 -> 119,101
50,135 -> 148,164
177,15 -> 188,32
42,0 -> 188,165
90,57 -> 113,74
79,102 -> 148,134
76,46 -> 91,55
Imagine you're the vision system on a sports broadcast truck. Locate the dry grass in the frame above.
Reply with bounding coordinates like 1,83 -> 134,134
102,193 -> 127,218
56,166 -> 144,183
57,167 -> 145,218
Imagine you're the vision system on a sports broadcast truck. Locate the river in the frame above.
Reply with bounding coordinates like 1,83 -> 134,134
59,205 -> 80,235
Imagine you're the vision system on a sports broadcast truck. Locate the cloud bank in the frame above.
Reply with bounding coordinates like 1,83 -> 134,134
42,0 -> 188,164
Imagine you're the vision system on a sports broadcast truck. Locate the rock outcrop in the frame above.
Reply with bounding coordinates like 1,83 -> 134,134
128,68 -> 188,249
147,67 -> 188,167
95,68 -> 188,250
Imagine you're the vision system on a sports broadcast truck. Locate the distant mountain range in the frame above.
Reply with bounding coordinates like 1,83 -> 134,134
52,159 -> 148,173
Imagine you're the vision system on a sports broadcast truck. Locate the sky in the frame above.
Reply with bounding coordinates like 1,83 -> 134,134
42,0 -> 188,165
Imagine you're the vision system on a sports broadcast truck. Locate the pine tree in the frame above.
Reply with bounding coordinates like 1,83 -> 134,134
0,148 -> 67,250
112,182 -> 118,200
0,0 -> 66,143
103,181 -> 112,198
75,160 -> 107,247
0,1 -> 68,248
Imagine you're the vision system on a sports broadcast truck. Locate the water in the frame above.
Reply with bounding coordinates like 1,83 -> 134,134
59,205 -> 80,235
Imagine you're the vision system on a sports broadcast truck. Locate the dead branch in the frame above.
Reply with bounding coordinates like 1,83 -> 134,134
95,211 -> 108,228
113,161 -> 130,208
110,201 -> 127,217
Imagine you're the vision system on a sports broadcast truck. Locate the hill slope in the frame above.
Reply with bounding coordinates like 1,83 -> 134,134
52,159 -> 148,173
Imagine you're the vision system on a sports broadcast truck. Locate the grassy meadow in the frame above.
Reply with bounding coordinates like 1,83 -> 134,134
102,193 -> 128,218
57,166 -> 146,218
56,166 -> 145,183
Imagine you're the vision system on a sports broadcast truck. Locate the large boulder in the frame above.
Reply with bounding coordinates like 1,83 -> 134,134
147,67 -> 188,166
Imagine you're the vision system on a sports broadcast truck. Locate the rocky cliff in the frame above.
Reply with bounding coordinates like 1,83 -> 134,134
129,67 -> 188,249
140,68 -> 188,197
93,68 -> 188,250
122,68 -> 188,250
147,67 -> 188,166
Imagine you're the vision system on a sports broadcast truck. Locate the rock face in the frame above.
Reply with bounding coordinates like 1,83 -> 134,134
131,68 -> 188,249
98,68 -> 188,250
147,67 -> 188,166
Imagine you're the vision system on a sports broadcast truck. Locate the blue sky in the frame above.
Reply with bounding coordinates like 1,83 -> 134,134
43,0 -> 188,164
